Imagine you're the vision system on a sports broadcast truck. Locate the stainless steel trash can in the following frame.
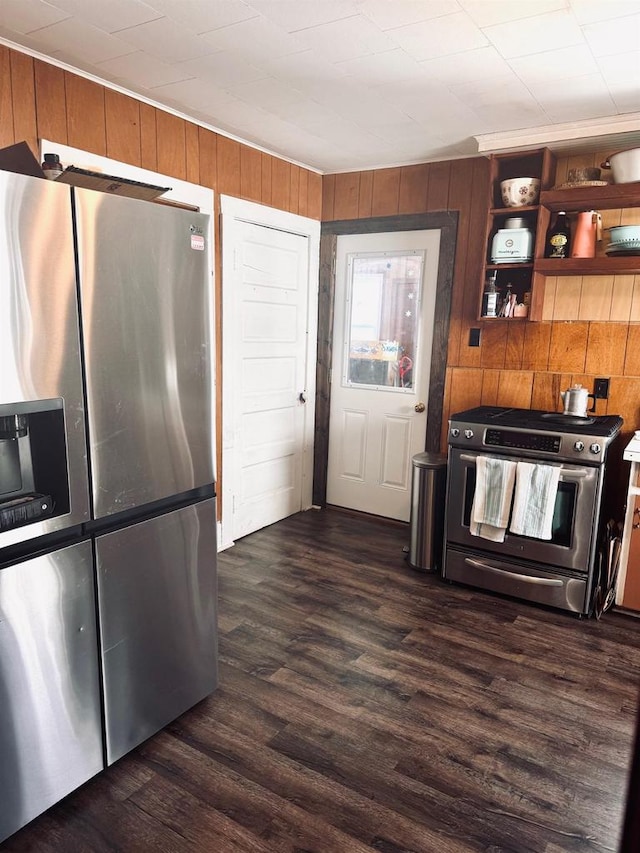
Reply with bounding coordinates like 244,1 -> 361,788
408,452 -> 447,572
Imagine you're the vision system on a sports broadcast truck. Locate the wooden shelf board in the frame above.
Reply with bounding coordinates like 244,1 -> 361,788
540,183 -> 640,212
534,256 -> 640,275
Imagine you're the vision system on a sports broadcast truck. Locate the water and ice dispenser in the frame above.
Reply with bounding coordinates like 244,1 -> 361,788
0,399 -> 69,531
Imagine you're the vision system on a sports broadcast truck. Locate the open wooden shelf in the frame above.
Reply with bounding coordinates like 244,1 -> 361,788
540,182 -> 640,212
535,256 -> 640,275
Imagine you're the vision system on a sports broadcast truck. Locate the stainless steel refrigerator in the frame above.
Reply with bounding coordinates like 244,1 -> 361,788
0,171 -> 217,843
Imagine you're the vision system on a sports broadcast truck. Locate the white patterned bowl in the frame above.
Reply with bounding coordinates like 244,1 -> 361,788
500,177 -> 541,207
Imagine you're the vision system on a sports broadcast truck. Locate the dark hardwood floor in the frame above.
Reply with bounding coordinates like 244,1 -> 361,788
4,508 -> 640,852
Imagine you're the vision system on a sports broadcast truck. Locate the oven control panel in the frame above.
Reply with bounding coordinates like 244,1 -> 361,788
484,428 -> 561,453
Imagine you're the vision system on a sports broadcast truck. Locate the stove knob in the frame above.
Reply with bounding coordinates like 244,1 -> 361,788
450,428 -> 459,438
590,442 -> 602,455
574,440 -> 585,452
464,429 -> 474,439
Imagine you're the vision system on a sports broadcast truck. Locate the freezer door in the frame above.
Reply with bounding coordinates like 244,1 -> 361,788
96,498 -> 217,765
0,541 -> 104,842
0,172 -> 90,547
73,188 -> 214,518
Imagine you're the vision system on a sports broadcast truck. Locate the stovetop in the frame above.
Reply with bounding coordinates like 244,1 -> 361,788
450,406 -> 623,438
448,406 -> 623,463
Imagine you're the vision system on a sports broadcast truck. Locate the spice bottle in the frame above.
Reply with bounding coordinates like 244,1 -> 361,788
544,211 -> 571,258
42,153 -> 63,180
481,272 -> 498,318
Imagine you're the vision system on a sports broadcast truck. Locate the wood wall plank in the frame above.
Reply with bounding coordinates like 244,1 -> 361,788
156,111 -> 186,180
398,164 -> 429,214
140,103 -> 157,171
479,322 -> 508,368
548,322 -> 588,373
334,173 -> 360,220
271,157 -> 291,211
0,47 -> 14,149
371,168 -> 401,216
10,51 -> 37,155
624,325 -> 640,375
308,171 -> 322,219
426,161 -> 451,210
65,73 -> 106,155
261,153 -> 273,206
480,369 -> 500,404
185,122 -> 200,185
289,164 -> 300,214
198,127 -> 217,189
579,275 -> 613,321
105,90 -> 140,166
497,370 -> 534,408
34,60 -> 67,144
298,170 -> 309,217
448,368 -> 483,413
585,322 -> 628,375
217,136 -> 241,196
611,275 -> 635,322
322,173 -> 335,220
522,322 -> 551,370
240,144 -> 262,202
358,171 -> 373,218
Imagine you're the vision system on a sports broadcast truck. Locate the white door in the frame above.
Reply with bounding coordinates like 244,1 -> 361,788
326,230 -> 440,521
221,198 -> 320,547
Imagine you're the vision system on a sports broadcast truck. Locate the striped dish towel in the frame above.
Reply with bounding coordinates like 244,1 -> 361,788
509,461 -> 561,540
470,456 -> 517,542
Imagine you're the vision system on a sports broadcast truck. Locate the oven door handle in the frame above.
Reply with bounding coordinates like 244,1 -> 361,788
458,453 -> 591,481
464,558 -> 564,586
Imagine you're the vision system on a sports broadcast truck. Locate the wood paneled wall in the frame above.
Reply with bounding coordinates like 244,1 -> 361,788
0,44 -> 323,500
323,153 -> 640,520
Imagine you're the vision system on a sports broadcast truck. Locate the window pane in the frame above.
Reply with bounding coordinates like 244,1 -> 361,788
345,252 -> 424,389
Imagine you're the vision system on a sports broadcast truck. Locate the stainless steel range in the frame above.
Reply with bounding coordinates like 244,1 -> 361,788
443,406 -> 623,615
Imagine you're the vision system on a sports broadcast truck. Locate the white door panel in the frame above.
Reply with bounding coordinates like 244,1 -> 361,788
327,230 -> 440,522
221,198 -> 320,547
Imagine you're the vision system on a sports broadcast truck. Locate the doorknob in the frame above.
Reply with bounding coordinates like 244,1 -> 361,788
414,402 -> 425,413
299,392 -> 306,404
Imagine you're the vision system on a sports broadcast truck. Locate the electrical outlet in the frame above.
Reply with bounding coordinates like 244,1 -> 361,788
469,328 -> 481,347
594,377 -> 610,399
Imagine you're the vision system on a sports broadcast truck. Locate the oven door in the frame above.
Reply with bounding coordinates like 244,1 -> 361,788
445,448 -> 602,573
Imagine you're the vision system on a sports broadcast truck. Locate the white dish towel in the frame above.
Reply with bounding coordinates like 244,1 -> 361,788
509,461 -> 561,540
470,456 -> 517,542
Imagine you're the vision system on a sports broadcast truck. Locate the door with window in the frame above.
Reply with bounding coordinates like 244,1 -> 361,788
326,230 -> 440,521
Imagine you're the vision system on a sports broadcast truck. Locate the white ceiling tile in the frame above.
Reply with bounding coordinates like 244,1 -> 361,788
246,0 -> 360,32
597,51 -> 640,86
144,0 -> 258,33
509,45 -> 600,85
569,0 -> 640,25
291,14 -> 396,63
96,49 -> 194,88
460,0 -> 565,28
582,13 -> 640,57
148,78 -> 236,112
419,45 -> 514,85
610,87 -> 640,113
115,16 -> 217,61
483,9 -> 584,59
229,77 -> 306,116
24,18 -> 134,63
0,0 -> 69,33
532,74 -> 619,122
198,15 -> 305,61
179,50 -> 267,88
359,0 -> 461,31
389,12 -> 488,61
335,48 -> 426,85
48,0 -> 160,32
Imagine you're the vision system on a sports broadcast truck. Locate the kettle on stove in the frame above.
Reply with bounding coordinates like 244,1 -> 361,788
560,384 -> 596,417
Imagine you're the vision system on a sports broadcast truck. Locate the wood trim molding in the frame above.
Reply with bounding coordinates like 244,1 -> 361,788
313,211 -> 459,506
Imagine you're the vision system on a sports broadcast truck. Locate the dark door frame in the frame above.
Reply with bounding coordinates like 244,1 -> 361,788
313,211 -> 459,507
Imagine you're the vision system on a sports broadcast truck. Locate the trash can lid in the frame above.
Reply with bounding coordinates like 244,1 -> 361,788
412,451 -> 447,469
